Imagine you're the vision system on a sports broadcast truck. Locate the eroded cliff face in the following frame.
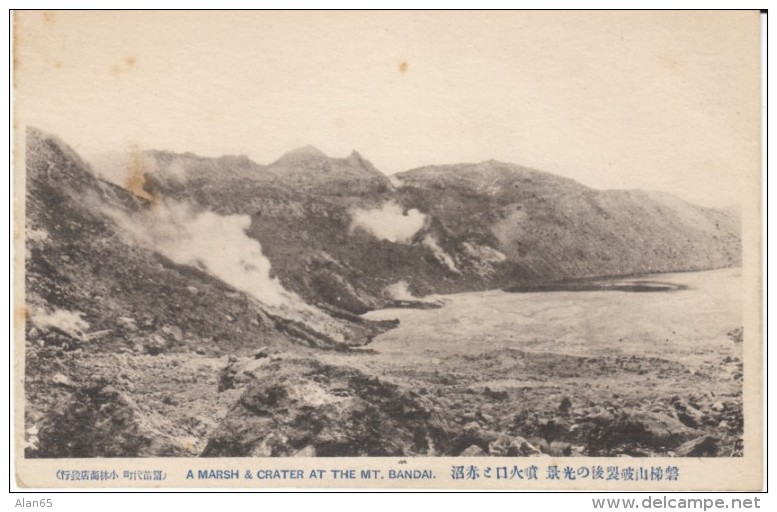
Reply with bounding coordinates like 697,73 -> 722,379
23,129 -> 394,458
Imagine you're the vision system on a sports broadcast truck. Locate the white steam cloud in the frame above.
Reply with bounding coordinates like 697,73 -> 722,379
387,175 -> 404,189
162,160 -> 187,181
462,242 -> 507,263
384,280 -> 445,306
350,201 -> 428,244
384,280 -> 417,301
31,308 -> 90,339
423,235 -> 460,274
96,197 -> 365,344
104,201 -> 295,307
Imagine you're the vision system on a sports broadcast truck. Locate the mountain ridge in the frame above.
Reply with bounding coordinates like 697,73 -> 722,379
93,146 -> 731,211
84,135 -> 741,315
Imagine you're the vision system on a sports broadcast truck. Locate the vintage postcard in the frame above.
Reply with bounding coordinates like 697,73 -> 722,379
12,10 -> 763,490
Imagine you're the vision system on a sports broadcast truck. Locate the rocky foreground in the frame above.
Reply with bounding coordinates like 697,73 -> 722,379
25,330 -> 743,458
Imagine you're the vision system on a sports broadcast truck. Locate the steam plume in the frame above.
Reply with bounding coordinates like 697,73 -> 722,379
104,200 -> 294,307
350,201 -> 428,243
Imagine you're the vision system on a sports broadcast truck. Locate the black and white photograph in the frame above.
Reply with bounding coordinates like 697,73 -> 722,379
12,10 -> 763,490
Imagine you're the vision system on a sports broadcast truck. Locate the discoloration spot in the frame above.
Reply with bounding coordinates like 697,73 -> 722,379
110,56 -> 137,75
659,52 -> 682,71
124,145 -> 160,206
12,15 -> 22,75
42,11 -> 56,24
15,306 -> 28,323
399,61 -> 408,73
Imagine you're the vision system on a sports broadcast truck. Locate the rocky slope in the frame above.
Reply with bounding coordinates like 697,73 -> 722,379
203,356 -> 452,457
25,129 -> 391,353
394,161 -> 740,279
23,128 -> 395,457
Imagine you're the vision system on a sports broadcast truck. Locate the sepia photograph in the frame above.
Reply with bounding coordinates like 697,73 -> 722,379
12,10 -> 763,490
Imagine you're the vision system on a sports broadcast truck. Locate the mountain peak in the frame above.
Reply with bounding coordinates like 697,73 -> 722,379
276,145 -> 328,163
345,150 -> 367,166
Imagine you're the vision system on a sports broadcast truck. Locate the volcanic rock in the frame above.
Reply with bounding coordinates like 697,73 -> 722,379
202,358 -> 451,457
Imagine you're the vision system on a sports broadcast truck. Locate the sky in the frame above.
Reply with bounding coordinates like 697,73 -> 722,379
14,10 -> 761,207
